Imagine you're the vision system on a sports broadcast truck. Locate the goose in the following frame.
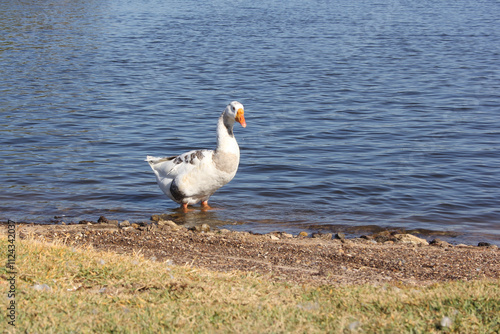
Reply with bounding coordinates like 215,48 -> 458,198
146,101 -> 246,211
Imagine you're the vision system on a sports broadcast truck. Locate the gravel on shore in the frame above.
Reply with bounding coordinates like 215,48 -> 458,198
2,218 -> 499,285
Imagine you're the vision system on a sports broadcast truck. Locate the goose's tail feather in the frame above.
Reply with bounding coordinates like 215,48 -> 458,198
145,155 -> 176,166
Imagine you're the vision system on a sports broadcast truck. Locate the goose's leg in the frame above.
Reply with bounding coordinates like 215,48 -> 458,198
181,203 -> 190,212
201,201 -> 212,210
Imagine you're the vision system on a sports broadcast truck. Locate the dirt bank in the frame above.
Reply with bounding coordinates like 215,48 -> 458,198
2,218 -> 499,286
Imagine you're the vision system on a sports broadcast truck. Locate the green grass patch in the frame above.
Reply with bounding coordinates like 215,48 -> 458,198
1,236 -> 499,333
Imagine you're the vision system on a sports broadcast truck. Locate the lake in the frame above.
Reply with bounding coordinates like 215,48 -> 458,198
1,0 -> 499,245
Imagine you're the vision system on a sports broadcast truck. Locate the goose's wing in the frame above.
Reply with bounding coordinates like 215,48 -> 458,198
146,149 -> 213,180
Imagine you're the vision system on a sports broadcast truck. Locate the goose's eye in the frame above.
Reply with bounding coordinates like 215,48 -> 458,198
231,106 -> 235,111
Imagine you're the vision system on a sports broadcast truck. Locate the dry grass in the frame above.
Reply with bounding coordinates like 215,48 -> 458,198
1,236 -> 499,333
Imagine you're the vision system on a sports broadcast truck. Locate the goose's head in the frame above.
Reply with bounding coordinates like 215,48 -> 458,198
225,101 -> 246,128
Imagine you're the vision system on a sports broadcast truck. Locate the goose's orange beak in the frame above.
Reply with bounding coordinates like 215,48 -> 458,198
235,108 -> 246,128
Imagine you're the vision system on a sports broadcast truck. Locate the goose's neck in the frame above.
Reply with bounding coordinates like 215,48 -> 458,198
215,113 -> 240,154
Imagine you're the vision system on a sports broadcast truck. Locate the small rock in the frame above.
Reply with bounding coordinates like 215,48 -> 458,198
334,232 -> 345,240
440,316 -> 453,328
372,230 -> 395,243
122,226 -> 134,232
79,220 -> 92,225
313,232 -> 333,240
430,238 -> 452,248
296,301 -> 319,311
358,237 -> 377,244
393,234 -> 429,246
108,220 -> 119,225
298,231 -> 308,238
98,259 -> 105,265
131,223 -> 140,229
194,223 -> 210,232
269,234 -> 279,240
217,228 -> 231,234
151,214 -> 172,222
119,220 -> 131,228
32,284 -> 51,291
281,233 -> 293,239
97,216 -> 108,224
67,285 -> 82,292
478,242 -> 491,247
360,235 -> 373,240
348,320 -> 361,331
158,220 -> 180,229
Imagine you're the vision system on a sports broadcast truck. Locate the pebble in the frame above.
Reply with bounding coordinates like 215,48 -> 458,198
430,238 -> 452,248
269,234 -> 279,240
191,224 -> 210,232
79,220 -> 93,225
312,232 -> 333,240
119,220 -> 131,228
281,233 -> 293,239
217,228 -> 231,234
372,231 -> 394,243
347,320 -> 361,331
296,301 -> 319,311
478,242 -> 491,247
122,226 -> 134,232
97,216 -> 108,224
198,224 -> 210,232
440,316 -> 453,328
151,214 -> 172,222
32,284 -> 51,291
334,232 -> 345,240
298,231 -> 308,238
158,220 -> 182,230
131,223 -> 140,229
393,234 -> 429,246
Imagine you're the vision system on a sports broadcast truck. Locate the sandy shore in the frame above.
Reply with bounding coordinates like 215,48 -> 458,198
2,217 -> 499,286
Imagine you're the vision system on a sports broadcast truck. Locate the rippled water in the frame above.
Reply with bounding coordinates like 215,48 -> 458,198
1,0 -> 499,245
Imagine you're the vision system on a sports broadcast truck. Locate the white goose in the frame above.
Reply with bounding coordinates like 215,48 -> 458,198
146,101 -> 246,211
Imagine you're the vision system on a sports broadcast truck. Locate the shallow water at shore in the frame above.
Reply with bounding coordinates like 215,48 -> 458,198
1,0 -> 499,245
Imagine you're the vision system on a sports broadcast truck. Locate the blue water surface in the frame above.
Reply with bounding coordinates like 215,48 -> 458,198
1,0 -> 499,245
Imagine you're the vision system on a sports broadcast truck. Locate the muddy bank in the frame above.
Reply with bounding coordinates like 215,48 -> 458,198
2,218 -> 499,285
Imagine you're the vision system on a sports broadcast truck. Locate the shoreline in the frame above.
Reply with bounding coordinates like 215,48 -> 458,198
2,216 -> 499,286
4,212 -> 500,247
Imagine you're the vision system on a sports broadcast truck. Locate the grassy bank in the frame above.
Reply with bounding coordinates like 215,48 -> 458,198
1,236 -> 499,333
